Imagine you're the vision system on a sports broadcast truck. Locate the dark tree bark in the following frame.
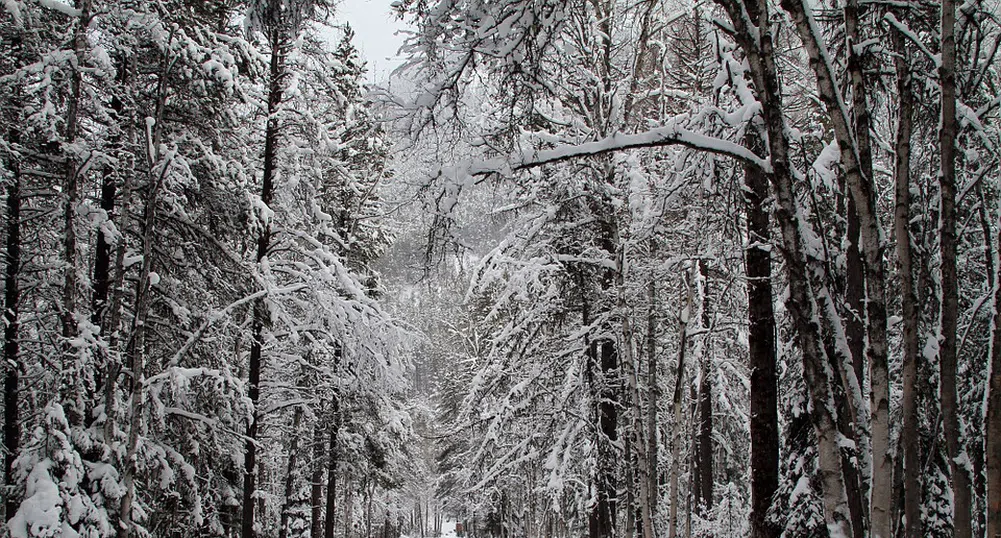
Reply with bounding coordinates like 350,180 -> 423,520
3,129 -> 22,524
937,2 -> 972,537
693,260 -> 713,516
587,162 -> 619,538
827,342 -> 866,538
91,88 -> 126,330
742,130 -> 781,538
89,61 -> 127,420
312,416 -> 326,538
842,3 -> 877,535
279,406 -> 304,538
987,217 -> 1001,538
668,272 -> 692,538
844,204 -> 864,390
61,0 -> 92,351
889,25 -> 922,538
716,1 -> 853,534
842,0 -> 869,397
241,25 -> 285,538
323,397 -> 341,538
91,170 -> 116,321
117,40 -> 171,538
646,274 -> 659,523
589,339 -> 618,538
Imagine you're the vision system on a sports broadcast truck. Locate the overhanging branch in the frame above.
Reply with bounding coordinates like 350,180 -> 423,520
462,124 -> 772,178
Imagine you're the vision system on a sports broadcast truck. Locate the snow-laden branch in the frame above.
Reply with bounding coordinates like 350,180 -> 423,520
157,283 -> 308,374
34,0 -> 82,17
460,125 -> 772,178
162,407 -> 259,446
883,13 -> 940,68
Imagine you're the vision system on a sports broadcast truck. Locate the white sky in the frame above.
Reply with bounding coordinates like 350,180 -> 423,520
334,0 -> 411,83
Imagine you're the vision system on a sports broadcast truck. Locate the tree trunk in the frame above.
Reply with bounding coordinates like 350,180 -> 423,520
589,338 -> 618,538
366,477 -> 374,538
667,271 -> 693,538
117,44 -> 171,538
621,243 -> 653,538
324,397 -> 341,538
625,435 -> 635,538
826,340 -> 866,538
91,169 -> 116,325
890,25 -> 922,538
589,169 -> 619,538
842,0 -> 869,398
100,143 -> 134,447
742,129 -> 781,538
843,2 -> 881,534
987,213 -> 1001,538
279,406 -> 304,538
59,0 -> 94,429
974,180 -> 992,536
89,60 -> 127,428
3,129 -> 22,524
312,417 -> 326,538
118,136 -> 167,538
61,0 -> 92,352
241,26 -> 286,538
775,4 -> 893,538
91,79 -> 126,331
345,475 -> 354,538
938,1 -> 972,537
646,273 -> 659,524
717,1 -> 854,534
694,260 -> 713,517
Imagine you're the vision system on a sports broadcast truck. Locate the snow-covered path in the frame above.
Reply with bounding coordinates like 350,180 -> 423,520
403,522 -> 460,538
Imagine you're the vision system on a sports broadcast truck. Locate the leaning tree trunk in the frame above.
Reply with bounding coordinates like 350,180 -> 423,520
938,1 -> 972,537
889,24 -> 923,538
714,1 -> 854,534
843,1 -> 882,534
241,25 -> 286,538
987,213 -> 1001,538
117,141 -> 167,538
117,44 -> 171,538
777,4 -> 894,538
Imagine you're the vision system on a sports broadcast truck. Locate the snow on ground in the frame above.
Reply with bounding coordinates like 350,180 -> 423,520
402,522 -> 460,538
